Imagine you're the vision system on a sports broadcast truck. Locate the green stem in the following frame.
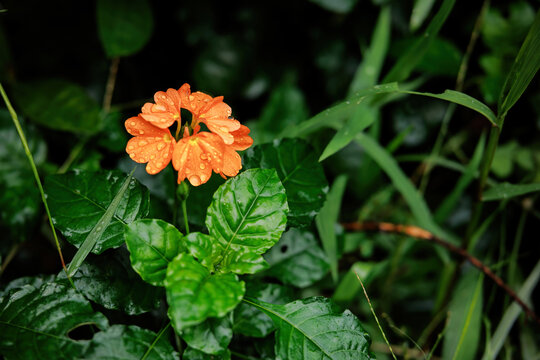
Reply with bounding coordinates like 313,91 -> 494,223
182,199 -> 190,234
141,322 -> 170,360
0,82 -> 73,284
57,137 -> 88,174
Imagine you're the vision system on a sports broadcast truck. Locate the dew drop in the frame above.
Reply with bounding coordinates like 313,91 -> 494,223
189,95 -> 194,101
157,143 -> 165,150
127,145 -> 134,150
199,163 -> 205,169
200,174 -> 207,182
220,126 -> 228,132
139,130 -> 145,135
130,121 -> 136,126
150,154 -> 156,160
189,175 -> 201,186
163,153 -> 169,158
200,153 -> 208,160
129,153 -> 136,158
96,226 -> 103,232
139,140 -> 147,146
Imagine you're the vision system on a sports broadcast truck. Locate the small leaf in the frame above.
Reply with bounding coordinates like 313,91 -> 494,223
58,249 -> 162,315
205,168 -> 288,274
243,139 -> 327,227
125,219 -> 186,286
183,348 -> 231,360
264,228 -> 329,288
182,317 -> 232,355
13,79 -> 102,134
244,297 -> 373,360
233,282 -> 293,338
165,254 -> 245,331
483,182 -> 540,202
0,281 -> 109,359
442,271 -> 483,360
84,325 -> 178,360
45,170 -> 149,254
97,0 -> 153,57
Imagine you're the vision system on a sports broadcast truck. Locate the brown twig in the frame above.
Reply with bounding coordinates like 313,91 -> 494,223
343,221 -> 540,325
102,57 -> 120,113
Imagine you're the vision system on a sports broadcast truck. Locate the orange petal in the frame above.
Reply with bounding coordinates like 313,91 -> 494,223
179,83 -> 214,118
125,116 -> 175,175
172,132 -> 225,186
230,125 -> 253,151
220,146 -> 242,178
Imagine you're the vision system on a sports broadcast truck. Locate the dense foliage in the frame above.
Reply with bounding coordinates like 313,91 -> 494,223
1,0 -> 539,359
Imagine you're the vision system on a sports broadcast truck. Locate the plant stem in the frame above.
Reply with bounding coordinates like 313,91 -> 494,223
182,200 -> 190,234
0,82 -> 70,277
141,322 -> 170,360
102,57 -> 120,113
57,137 -> 88,174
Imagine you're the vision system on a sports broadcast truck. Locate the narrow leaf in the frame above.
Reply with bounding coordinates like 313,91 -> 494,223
124,219 -> 186,286
67,169 -> 137,276
315,175 -> 347,282
442,271 -> 484,360
165,254 -> 245,331
410,0 -> 437,31
244,297 -> 373,360
482,182 -> 540,201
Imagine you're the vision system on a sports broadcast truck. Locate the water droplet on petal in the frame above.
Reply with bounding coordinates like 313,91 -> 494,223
150,154 -> 155,160
189,175 -> 201,186
220,127 -> 228,132
139,140 -> 147,146
139,130 -> 145,135
199,163 -> 205,169
130,153 -> 136,158
200,153 -> 208,160
130,121 -> 136,126
200,174 -> 207,182
157,143 -> 165,150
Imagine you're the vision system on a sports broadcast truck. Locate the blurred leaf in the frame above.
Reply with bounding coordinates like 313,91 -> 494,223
333,262 -> 376,303
45,170 -> 149,256
85,325 -> 178,360
0,25 -> 11,80
205,169 -> 288,274
233,282 -> 293,338
244,297 -> 373,360
165,253 -> 245,331
315,175 -> 347,282
97,111 -> 129,153
498,9 -> 540,120
0,110 -> 46,242
490,141 -> 518,178
483,260 -> 540,360
185,172 -> 225,227
410,0 -> 436,31
319,104 -> 378,161
356,132 -> 456,247
13,79 -> 102,134
182,317 -> 232,355
254,78 -> 309,144
308,0 -> 358,14
0,281 -> 109,359
382,0 -> 455,82
264,228 -> 330,288
97,0 -> 153,57
183,348 -> 231,360
442,271 -> 484,360
243,139 -> 327,227
483,182 -> 540,201
58,249 -> 162,315
348,6 -> 390,94
124,219 -> 186,286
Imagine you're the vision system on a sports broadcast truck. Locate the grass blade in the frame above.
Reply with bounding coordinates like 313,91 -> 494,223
67,168 -> 136,277
482,182 -> 540,201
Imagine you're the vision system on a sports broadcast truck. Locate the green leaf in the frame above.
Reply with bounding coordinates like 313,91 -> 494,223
498,10 -> 540,120
182,317 -> 232,355
183,348 -> 231,360
205,168 -> 288,274
0,281 -> 109,359
410,0 -> 437,31
316,175 -> 347,282
243,139 -> 327,228
66,169 -> 138,276
483,182 -> 540,201
45,170 -> 149,254
319,105 -> 378,161
356,132 -> 457,247
442,271 -> 484,360
243,297 -> 373,360
348,6 -> 390,94
382,0 -> 455,83
233,282 -> 293,338
13,79 -> 102,134
265,228 -> 330,288
58,249 -> 162,315
308,0 -> 358,14
165,253 -> 245,331
483,259 -> 540,360
124,219 -> 186,286
97,0 -> 153,57
84,324 -> 178,360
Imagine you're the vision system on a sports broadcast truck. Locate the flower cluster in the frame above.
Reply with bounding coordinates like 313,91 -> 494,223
125,84 -> 253,186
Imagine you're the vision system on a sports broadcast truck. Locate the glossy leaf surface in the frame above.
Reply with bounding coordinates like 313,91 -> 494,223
243,139 -> 327,227
0,281 -> 108,360
45,170 -> 149,254
182,317 -> 232,355
205,168 -> 288,273
165,254 -> 245,331
265,228 -> 329,288
125,219 -> 186,286
97,0 -> 153,57
244,297 -> 373,360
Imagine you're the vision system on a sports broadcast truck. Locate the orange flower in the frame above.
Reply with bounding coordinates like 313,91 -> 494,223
125,116 -> 175,174
140,88 -> 182,129
125,84 -> 252,186
179,83 -> 240,144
